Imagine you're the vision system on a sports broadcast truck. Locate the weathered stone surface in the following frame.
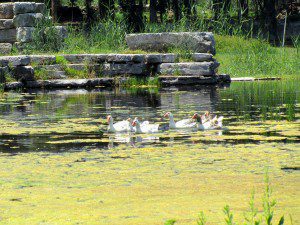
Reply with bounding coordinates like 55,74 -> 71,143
159,75 -> 217,86
0,3 -> 14,19
12,66 -> 34,82
103,63 -> 146,76
0,19 -> 14,30
5,81 -> 24,89
62,54 -> 107,64
158,62 -> 219,76
13,2 -> 36,15
0,55 -> 30,67
16,27 -> 34,42
126,32 -> 216,54
35,3 -> 46,14
0,43 -> 12,55
53,26 -> 68,39
35,65 -> 67,79
0,29 -> 16,43
29,55 -> 56,65
145,54 -> 178,64
192,53 -> 213,62
106,54 -> 144,63
26,78 -> 114,89
13,13 -> 43,27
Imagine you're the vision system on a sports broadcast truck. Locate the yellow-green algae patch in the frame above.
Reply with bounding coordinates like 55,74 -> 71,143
0,118 -> 299,224
0,143 -> 299,224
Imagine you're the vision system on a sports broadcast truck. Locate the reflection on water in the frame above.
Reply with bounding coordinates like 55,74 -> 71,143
0,80 -> 299,152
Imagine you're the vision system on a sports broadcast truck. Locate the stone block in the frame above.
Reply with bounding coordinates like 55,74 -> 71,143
103,63 -> 146,76
13,2 -> 36,15
145,54 -> 178,64
29,55 -> 56,65
0,3 -> 14,19
12,66 -> 34,82
126,32 -> 216,54
5,81 -> 24,89
192,53 -> 213,62
0,19 -> 14,30
54,26 -> 68,39
159,75 -> 217,86
61,54 -> 107,64
0,43 -> 12,55
106,54 -> 144,63
13,13 -> 43,27
26,78 -> 114,89
0,55 -> 30,67
16,27 -> 34,42
0,29 -> 16,43
158,62 -> 219,76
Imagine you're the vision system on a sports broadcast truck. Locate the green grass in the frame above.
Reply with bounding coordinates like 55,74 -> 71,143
215,35 -> 300,78
122,76 -> 160,88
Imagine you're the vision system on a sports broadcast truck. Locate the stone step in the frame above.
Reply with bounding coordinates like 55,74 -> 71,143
0,55 -> 30,67
158,62 -> 219,76
25,78 -> 114,89
61,53 -> 179,64
126,32 -> 216,54
29,55 -> 56,65
103,63 -> 146,76
191,53 -> 213,62
13,13 -> 44,27
159,75 -> 217,86
13,2 -> 46,15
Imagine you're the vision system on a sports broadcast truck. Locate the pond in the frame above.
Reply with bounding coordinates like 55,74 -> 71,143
0,80 -> 299,224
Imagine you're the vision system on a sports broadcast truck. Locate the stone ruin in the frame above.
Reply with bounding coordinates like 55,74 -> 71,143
0,2 -> 66,55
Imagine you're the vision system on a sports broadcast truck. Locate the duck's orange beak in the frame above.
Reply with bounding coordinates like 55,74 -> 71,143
132,121 -> 136,127
107,116 -> 111,123
163,112 -> 169,118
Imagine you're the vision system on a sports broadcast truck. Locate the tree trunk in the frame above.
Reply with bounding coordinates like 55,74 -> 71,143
264,0 -> 278,44
51,0 -> 59,22
172,0 -> 180,21
150,0 -> 157,23
85,0 -> 93,27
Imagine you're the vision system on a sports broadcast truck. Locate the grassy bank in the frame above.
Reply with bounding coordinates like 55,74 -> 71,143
10,17 -> 299,79
215,35 -> 299,78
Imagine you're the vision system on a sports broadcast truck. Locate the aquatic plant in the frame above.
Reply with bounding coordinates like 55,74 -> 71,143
197,211 -> 207,225
164,219 -> 176,225
122,76 -> 160,88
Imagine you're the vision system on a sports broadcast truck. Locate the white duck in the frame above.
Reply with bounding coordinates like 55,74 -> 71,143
192,113 -> 223,130
164,112 -> 196,129
131,117 -> 159,134
107,116 -> 133,133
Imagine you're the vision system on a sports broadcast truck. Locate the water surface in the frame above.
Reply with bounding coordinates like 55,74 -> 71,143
0,80 -> 299,224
